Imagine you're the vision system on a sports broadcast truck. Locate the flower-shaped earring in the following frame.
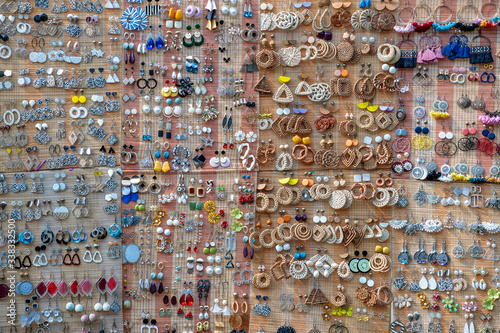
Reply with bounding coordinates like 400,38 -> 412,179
442,296 -> 458,312
234,130 -> 245,142
246,131 -> 257,142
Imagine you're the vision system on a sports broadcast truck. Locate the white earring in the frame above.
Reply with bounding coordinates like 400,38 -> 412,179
209,152 -> 220,168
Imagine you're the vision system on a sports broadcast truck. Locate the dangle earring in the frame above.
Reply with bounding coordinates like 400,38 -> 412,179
209,150 -> 220,167
220,150 -> 230,167
483,238 -> 499,261
221,299 -> 232,316
30,173 -> 38,193
155,24 -> 164,49
146,26 -> 155,50
491,268 -> 500,287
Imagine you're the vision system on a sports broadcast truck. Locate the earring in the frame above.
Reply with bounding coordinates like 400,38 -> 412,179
209,150 -> 220,167
220,150 -> 230,167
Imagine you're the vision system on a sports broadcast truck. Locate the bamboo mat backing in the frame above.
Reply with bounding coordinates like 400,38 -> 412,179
0,0 -> 123,329
0,168 -> 122,331
120,0 -> 260,330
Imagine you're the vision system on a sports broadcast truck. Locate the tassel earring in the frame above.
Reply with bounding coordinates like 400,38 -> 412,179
422,46 -> 436,63
211,298 -> 223,315
435,42 -> 443,59
222,299 -> 232,316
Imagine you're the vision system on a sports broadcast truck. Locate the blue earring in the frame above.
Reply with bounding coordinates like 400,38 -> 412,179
243,0 -> 248,17
359,0 -> 366,8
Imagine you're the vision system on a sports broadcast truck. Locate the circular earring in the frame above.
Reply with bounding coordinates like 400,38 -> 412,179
462,122 -> 470,136
414,120 -> 422,134
422,121 -> 429,135
469,121 -> 477,135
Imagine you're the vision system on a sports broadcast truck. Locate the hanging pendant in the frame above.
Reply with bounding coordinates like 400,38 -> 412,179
107,270 -> 118,294
79,275 -> 93,296
69,277 -> 79,296
158,282 -> 164,294
428,273 -> 437,290
97,274 -> 107,294
156,33 -> 164,49
419,274 -> 428,289
146,34 -> 155,50
36,280 -> 48,298
46,277 -> 58,298
150,282 -> 157,294
57,277 -> 69,297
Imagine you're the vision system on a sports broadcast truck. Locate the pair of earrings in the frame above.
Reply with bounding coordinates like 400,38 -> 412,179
462,122 -> 477,135
414,120 -> 429,135
209,150 -> 230,167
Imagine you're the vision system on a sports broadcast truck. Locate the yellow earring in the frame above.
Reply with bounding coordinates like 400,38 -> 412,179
168,7 -> 175,19
278,177 -> 290,184
154,160 -> 162,172
72,95 -> 79,103
357,102 -> 369,109
278,76 -> 290,84
79,95 -> 86,103
175,9 -> 183,20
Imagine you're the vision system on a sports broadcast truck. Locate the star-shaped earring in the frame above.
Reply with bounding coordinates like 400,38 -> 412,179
200,135 -> 214,147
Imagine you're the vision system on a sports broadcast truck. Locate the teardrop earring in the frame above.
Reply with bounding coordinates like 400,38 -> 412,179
477,96 -> 485,110
146,27 -> 155,50
156,26 -> 164,49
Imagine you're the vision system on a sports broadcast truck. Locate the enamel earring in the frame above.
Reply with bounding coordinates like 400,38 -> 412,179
209,150 -> 220,167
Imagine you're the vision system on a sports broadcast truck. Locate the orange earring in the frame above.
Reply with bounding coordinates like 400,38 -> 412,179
175,9 -> 183,20
341,64 -> 348,77
168,7 -> 175,19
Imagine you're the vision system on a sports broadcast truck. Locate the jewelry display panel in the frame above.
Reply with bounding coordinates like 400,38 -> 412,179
1,0 -> 500,332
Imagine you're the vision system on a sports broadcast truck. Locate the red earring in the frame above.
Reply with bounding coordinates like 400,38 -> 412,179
469,121 -> 477,135
462,122 -> 469,136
